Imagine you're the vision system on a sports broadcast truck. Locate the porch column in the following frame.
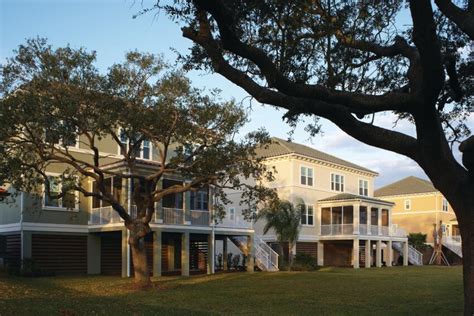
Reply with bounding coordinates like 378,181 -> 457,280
387,240 -> 393,267
353,239 -> 359,269
121,229 -> 129,278
378,208 -> 382,236
365,240 -> 371,268
353,203 -> 360,235
87,234 -> 101,275
181,232 -> 190,276
375,240 -> 382,268
207,232 -> 215,274
246,234 -> 255,273
403,241 -> 409,266
153,230 -> 162,277
317,242 -> 324,266
223,237 -> 228,271
366,207 -> 372,235
316,206 -> 322,235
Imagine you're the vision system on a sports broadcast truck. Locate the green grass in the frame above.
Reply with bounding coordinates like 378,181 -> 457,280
0,266 -> 463,315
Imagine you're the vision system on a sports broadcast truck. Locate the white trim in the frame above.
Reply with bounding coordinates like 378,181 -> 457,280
375,192 -> 438,199
393,210 -> 454,215
301,204 -> 315,227
358,178 -> 369,197
0,223 -> 21,233
21,222 -> 88,233
299,165 -> 314,187
42,172 -> 79,211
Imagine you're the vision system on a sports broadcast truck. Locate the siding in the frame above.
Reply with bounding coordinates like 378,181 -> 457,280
31,234 -> 87,274
323,241 -> 352,267
5,234 -> 21,267
296,242 -> 318,259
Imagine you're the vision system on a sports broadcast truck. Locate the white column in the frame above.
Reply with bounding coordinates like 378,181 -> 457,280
316,206 -> 322,235
181,232 -> 190,276
378,208 -> 382,236
376,240 -> 382,268
365,240 -> 371,268
366,207 -> 372,235
353,239 -> 360,269
387,240 -> 393,267
317,242 -> 324,266
403,241 -> 409,266
207,232 -> 215,274
353,203 -> 360,235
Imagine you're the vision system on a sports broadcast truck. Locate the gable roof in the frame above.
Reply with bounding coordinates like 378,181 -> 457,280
374,176 -> 437,197
256,137 -> 377,175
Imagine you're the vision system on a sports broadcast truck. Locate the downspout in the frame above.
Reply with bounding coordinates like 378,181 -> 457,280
127,168 -> 131,277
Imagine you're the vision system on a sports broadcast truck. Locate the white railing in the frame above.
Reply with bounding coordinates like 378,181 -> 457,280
218,215 -> 252,229
392,242 -> 423,265
370,225 -> 379,235
359,224 -> 367,235
390,224 -> 407,237
321,224 -> 353,235
381,226 -> 389,236
160,207 -> 184,225
443,236 -> 463,258
89,206 -> 122,225
254,236 -> 279,271
190,210 -> 210,226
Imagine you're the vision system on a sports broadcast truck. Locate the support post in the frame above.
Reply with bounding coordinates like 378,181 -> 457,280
378,208 -> 382,236
353,203 -> 360,235
365,240 -> 371,268
367,207 -> 372,235
223,237 -> 228,271
317,242 -> 324,266
181,232 -> 190,276
353,239 -> 360,269
207,232 -> 215,274
87,234 -> 101,275
387,240 -> 393,267
246,234 -> 255,272
376,240 -> 382,267
403,241 -> 409,266
153,230 -> 162,277
316,206 -> 322,235
121,229 -> 129,278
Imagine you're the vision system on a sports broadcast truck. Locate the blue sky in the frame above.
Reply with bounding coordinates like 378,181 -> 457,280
2,0 -> 471,187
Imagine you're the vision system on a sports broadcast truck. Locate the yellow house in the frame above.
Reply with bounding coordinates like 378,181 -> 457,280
374,176 -> 460,246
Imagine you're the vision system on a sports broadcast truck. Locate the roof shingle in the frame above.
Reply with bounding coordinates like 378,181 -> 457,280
256,137 -> 377,174
374,176 -> 437,197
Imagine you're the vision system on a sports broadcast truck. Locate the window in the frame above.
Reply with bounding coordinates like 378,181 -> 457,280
229,208 -> 235,221
301,205 -> 314,226
331,173 -> 344,192
43,175 -> 77,210
45,121 -> 79,148
91,176 -> 123,209
359,179 -> 368,196
118,129 -> 152,160
162,179 -> 184,209
442,198 -> 449,212
190,188 -> 209,211
404,199 -> 411,210
300,166 -> 313,186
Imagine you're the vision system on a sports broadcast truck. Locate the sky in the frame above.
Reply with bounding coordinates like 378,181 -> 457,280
1,0 -> 472,188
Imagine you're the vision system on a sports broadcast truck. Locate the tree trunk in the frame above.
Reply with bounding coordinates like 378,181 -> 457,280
129,236 -> 151,288
459,208 -> 474,315
288,243 -> 293,271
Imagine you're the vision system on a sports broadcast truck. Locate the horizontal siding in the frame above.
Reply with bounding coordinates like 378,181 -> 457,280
100,232 -> 122,275
296,242 -> 318,259
5,234 -> 21,266
32,234 -> 87,274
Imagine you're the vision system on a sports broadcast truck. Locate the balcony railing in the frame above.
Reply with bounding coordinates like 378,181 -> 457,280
190,210 -> 210,226
321,224 -> 353,235
158,207 -> 185,225
89,206 -> 122,225
371,225 -> 379,235
359,224 -> 367,235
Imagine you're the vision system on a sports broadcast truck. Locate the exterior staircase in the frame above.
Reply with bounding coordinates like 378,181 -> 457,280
392,242 -> 423,266
442,236 -> 463,258
228,236 -> 279,271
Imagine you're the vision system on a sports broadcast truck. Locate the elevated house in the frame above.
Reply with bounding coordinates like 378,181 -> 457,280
224,138 -> 414,268
375,176 -> 462,259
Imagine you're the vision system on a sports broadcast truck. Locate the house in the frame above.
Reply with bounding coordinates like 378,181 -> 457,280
374,176 -> 462,258
224,138 -> 412,268
0,132 -> 255,276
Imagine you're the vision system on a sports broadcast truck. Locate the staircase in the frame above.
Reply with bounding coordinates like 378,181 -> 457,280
228,236 -> 279,271
442,236 -> 463,258
392,242 -> 423,266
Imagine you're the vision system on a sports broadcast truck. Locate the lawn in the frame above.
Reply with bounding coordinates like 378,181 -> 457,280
0,266 -> 463,315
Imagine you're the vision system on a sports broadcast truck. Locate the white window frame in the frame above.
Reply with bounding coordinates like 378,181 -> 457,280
358,179 -> 369,196
117,128 -> 152,160
42,173 -> 79,212
300,166 -> 314,186
442,198 -> 449,212
229,207 -> 235,221
301,204 -> 315,226
331,173 -> 345,192
404,199 -> 411,210
91,176 -> 122,210
45,121 -> 80,149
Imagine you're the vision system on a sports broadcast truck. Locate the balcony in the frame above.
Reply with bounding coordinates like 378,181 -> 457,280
89,206 -> 122,225
320,223 -> 394,237
321,224 -> 353,235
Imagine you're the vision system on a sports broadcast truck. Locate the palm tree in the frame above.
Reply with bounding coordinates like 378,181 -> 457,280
258,199 -> 303,270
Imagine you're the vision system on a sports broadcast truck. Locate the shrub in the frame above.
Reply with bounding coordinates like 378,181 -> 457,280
291,253 -> 319,271
408,233 -> 429,251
